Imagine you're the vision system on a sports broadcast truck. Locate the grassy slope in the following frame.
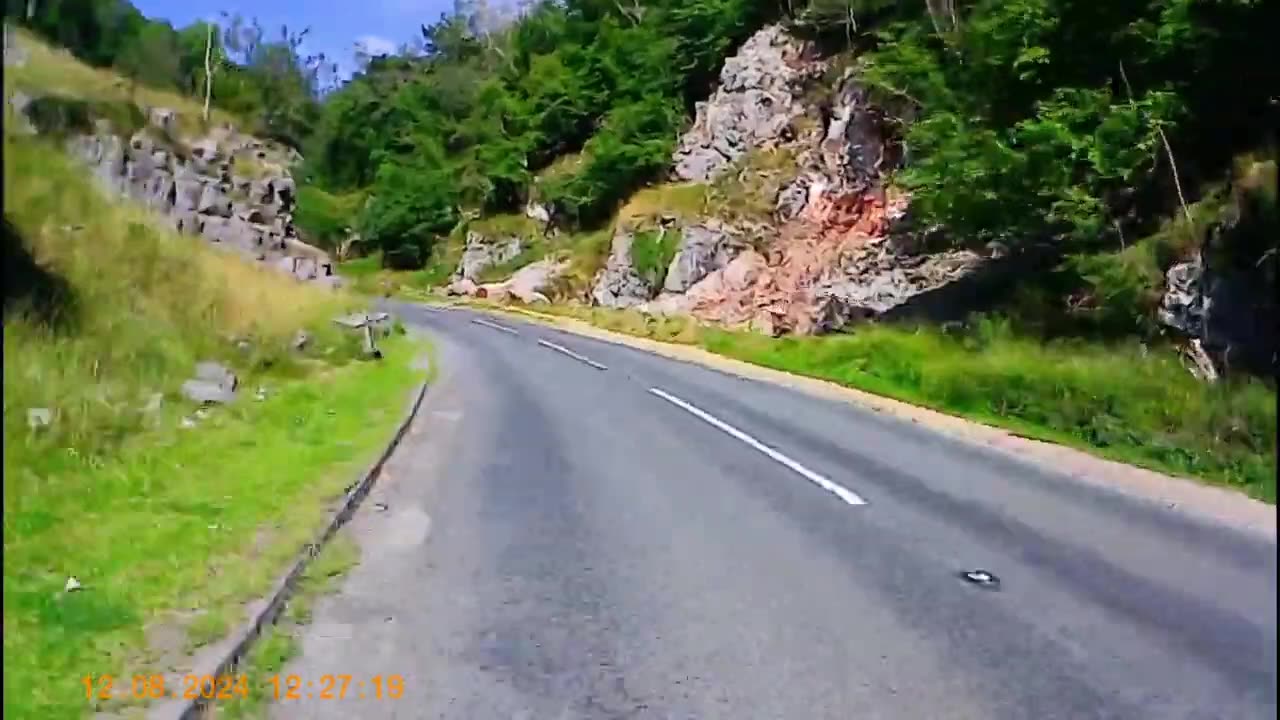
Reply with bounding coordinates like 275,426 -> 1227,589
3,49 -> 427,719
5,28 -> 239,136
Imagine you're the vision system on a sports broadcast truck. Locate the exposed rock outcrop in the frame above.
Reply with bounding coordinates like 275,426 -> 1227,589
452,231 -> 523,281
611,24 -> 982,335
42,104 -> 337,287
449,257 -> 568,304
1157,182 -> 1278,377
671,26 -> 823,183
591,230 -> 656,308
662,221 -> 747,294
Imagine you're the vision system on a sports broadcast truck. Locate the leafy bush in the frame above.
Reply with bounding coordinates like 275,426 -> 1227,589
294,186 -> 366,252
357,148 -> 458,269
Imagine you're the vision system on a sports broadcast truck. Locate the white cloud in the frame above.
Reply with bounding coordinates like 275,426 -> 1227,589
355,34 -> 398,57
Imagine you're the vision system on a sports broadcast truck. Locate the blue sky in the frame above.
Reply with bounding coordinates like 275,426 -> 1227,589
133,0 -> 456,77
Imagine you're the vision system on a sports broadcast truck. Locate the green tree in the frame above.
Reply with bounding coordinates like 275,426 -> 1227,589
116,20 -> 182,91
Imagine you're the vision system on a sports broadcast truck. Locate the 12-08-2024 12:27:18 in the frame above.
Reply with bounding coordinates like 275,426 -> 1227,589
81,673 -> 406,702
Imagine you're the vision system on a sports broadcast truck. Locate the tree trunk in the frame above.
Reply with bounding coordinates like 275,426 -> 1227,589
203,23 -> 214,123
1119,60 -> 1192,225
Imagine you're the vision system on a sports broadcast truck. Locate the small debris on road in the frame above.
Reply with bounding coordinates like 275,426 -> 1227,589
958,569 -> 1001,590
373,502 -> 389,513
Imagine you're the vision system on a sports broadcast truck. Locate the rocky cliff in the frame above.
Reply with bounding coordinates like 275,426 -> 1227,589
1157,171 -> 1278,378
590,24 -> 992,336
11,93 -> 339,288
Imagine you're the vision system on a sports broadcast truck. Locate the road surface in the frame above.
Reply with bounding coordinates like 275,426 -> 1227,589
274,302 -> 1277,720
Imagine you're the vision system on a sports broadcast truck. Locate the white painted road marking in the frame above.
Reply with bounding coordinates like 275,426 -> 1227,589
471,318 -> 520,335
537,339 -> 608,371
420,305 -> 451,313
648,387 -> 868,507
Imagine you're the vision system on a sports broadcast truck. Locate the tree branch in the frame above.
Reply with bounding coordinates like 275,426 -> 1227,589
1119,60 -> 1191,226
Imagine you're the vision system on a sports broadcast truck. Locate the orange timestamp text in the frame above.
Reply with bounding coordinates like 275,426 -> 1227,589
82,673 -> 406,703
83,674 -> 249,701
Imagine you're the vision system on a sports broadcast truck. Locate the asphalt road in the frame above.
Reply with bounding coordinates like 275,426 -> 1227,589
274,302 -> 1277,720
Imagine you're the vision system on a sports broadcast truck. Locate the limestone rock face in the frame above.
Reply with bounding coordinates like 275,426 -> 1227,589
1156,188 -> 1278,378
453,232 -> 523,281
601,23 -> 985,336
591,230 -> 656,308
45,103 -> 337,286
671,26 -> 821,183
662,222 -> 746,294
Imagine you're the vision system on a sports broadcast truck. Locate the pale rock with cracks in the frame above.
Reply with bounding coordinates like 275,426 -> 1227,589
452,231 -> 523,281
611,23 -> 986,335
591,229 -> 656,308
671,25 -> 823,183
20,98 -> 341,287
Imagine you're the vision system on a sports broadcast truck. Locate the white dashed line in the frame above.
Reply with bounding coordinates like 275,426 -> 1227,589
537,339 -> 608,371
419,305 -> 451,314
470,318 -> 520,335
648,387 -> 868,507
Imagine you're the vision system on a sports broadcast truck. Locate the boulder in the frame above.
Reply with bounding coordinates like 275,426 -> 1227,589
197,184 -> 232,217
1157,258 -> 1204,338
147,107 -> 178,136
182,361 -> 238,404
590,230 -> 655,308
271,176 -> 296,206
502,258 -> 568,303
293,257 -> 318,281
195,361 -> 238,390
173,177 -> 204,213
663,222 -> 744,293
721,250 -> 767,291
454,232 -> 523,281
199,216 -> 258,248
189,138 -> 220,163
447,277 -> 479,296
171,209 -> 199,235
181,380 -> 235,405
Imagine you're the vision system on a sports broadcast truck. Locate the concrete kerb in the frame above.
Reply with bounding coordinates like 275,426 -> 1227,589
153,363 -> 433,720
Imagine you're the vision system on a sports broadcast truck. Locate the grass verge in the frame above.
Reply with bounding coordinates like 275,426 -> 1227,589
209,534 -> 362,719
3,120 -> 429,717
3,334 -> 426,719
500,302 -> 1277,502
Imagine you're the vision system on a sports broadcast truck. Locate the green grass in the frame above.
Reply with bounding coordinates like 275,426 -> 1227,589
213,535 -> 361,719
616,182 -> 710,231
705,147 -> 798,226
629,228 -> 681,288
3,104 -> 428,717
5,28 -> 240,137
336,254 -> 383,279
468,212 -> 542,239
3,334 -> 425,719
529,305 -> 1277,502
294,186 -> 367,253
